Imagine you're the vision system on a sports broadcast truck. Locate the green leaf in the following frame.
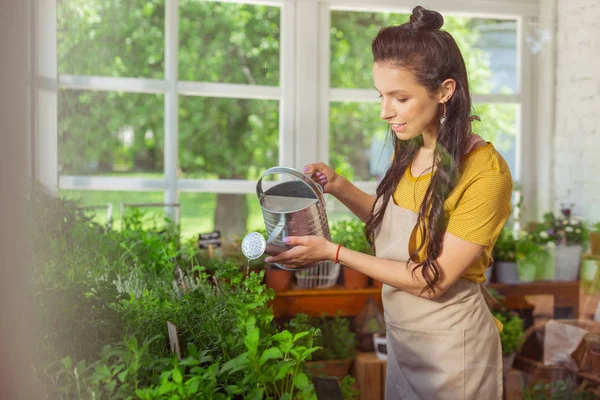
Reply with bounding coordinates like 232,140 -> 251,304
274,362 -> 293,380
258,347 -> 283,366
293,372 -> 310,388
300,347 -> 322,361
61,356 -> 72,370
179,358 -> 200,367
247,387 -> 265,400
117,369 -> 128,382
244,327 -> 260,353
221,353 -> 249,374
172,368 -> 183,384
188,379 -> 200,394
293,331 -> 310,343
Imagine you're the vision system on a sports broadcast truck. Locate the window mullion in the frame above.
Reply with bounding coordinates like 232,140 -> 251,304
165,0 -> 179,220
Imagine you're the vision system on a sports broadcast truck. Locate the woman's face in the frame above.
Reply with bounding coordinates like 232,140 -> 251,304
373,62 -> 442,141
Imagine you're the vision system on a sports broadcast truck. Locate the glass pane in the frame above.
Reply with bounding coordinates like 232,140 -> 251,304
329,102 -> 391,182
179,1 -> 280,86
178,96 -> 279,180
58,0 -> 164,79
58,189 -> 167,230
179,193 -> 265,241
330,11 -> 517,94
472,103 -> 518,176
58,89 -> 164,176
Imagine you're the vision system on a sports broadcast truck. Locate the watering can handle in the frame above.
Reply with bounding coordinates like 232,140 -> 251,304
256,166 -> 326,207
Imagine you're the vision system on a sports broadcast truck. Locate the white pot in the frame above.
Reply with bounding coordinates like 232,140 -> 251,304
373,333 -> 387,361
495,261 -> 519,284
554,244 -> 582,281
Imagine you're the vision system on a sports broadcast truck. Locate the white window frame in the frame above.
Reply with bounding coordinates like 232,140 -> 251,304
35,0 -> 547,222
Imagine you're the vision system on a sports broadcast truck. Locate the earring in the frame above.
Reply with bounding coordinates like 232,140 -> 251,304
440,102 -> 447,125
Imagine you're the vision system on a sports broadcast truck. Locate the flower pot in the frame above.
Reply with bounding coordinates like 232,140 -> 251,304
265,265 -> 293,292
590,232 -> 600,256
304,358 -> 353,381
373,333 -> 387,360
581,259 -> 599,282
495,261 -> 519,284
484,264 -> 493,284
343,266 -> 369,289
554,244 -> 582,281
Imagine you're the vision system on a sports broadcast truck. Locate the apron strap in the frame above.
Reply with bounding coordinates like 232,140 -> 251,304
480,284 -> 498,307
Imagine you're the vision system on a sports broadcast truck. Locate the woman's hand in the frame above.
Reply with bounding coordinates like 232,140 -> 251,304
303,163 -> 345,197
264,236 -> 338,267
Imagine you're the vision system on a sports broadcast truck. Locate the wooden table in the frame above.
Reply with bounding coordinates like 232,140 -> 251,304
488,281 -> 580,318
271,281 -> 581,318
352,352 -> 387,400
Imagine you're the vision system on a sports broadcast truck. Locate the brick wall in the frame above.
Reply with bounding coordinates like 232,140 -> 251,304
554,0 -> 600,222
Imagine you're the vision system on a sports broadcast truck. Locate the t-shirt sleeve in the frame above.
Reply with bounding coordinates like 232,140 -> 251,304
446,170 -> 513,247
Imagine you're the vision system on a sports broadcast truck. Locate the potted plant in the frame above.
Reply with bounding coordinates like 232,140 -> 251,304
493,227 -> 519,284
228,229 -> 294,292
354,298 -> 385,352
539,205 -> 587,281
516,232 -> 553,282
330,219 -> 371,289
301,314 -> 357,382
492,309 -> 524,375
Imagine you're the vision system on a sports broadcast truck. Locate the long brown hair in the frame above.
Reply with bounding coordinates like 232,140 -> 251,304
365,6 -> 476,294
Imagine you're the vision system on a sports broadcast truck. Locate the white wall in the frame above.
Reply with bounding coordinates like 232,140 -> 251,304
554,0 -> 600,222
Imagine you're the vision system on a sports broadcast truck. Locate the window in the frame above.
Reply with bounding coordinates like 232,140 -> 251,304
56,0 -> 282,239
45,1 -> 531,239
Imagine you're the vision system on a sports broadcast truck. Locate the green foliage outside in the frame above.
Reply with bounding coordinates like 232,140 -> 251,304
57,1 -> 518,236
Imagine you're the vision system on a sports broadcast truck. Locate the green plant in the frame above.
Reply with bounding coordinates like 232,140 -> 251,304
330,219 -> 372,254
492,309 -> 524,356
535,205 -> 588,246
31,192 -> 323,399
339,375 -> 360,400
310,315 -> 357,361
492,227 -> 517,262
522,379 -> 596,400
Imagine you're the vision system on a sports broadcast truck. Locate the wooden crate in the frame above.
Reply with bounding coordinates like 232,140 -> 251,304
352,352 -> 387,400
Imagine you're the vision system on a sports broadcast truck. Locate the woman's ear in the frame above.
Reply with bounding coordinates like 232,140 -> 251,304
440,79 -> 456,103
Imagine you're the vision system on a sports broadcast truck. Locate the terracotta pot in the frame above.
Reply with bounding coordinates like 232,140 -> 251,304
304,358 -> 353,381
590,232 -> 600,256
343,266 -> 369,289
265,265 -> 293,292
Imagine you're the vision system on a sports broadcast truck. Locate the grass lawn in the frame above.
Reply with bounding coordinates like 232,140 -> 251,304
59,177 -> 356,241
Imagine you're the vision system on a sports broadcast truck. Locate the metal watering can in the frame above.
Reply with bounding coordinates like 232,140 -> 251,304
241,166 -> 331,271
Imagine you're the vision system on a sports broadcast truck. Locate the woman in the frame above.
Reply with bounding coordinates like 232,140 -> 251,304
264,5 -> 512,400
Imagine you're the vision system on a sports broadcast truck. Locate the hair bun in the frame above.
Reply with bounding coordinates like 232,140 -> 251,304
409,6 -> 444,32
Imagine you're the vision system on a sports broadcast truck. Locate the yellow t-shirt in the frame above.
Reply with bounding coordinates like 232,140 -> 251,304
392,143 -> 513,285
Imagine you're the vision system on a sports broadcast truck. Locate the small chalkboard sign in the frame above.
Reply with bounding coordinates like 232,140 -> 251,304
198,231 -> 221,249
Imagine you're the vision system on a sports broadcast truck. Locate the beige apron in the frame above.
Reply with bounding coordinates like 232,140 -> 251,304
374,197 -> 502,400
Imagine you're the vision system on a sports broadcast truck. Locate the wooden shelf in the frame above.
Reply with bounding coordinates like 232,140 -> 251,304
488,280 -> 580,316
272,285 -> 382,318
271,281 -> 581,318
